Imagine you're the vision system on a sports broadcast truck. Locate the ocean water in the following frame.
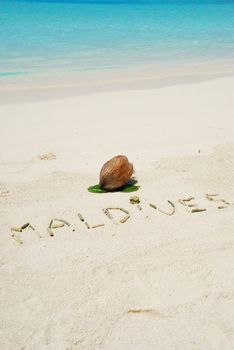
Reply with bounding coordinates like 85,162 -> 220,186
0,0 -> 234,80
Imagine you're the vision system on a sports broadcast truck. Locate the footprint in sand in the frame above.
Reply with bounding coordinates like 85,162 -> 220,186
0,186 -> 10,199
38,152 -> 56,161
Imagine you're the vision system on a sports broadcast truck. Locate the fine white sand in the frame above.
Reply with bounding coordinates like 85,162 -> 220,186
0,76 -> 234,350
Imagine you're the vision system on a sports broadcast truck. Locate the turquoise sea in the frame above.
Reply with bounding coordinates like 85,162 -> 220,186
0,0 -> 234,80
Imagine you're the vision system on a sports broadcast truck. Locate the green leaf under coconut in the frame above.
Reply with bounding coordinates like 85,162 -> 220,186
121,185 -> 140,192
88,185 -> 107,193
88,184 -> 140,193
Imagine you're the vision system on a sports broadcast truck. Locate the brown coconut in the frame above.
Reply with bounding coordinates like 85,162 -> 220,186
99,155 -> 134,191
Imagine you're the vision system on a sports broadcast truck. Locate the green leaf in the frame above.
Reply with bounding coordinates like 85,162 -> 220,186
88,185 -> 107,193
121,185 -> 140,192
88,184 -> 140,193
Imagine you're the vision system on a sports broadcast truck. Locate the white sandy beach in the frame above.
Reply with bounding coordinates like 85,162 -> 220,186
0,76 -> 234,349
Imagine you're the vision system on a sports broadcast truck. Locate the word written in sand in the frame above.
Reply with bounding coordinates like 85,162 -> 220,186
9,193 -> 233,244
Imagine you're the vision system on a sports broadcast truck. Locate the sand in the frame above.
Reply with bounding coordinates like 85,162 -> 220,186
0,76 -> 234,350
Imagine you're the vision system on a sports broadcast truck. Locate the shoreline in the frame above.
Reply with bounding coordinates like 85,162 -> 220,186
1,59 -> 234,104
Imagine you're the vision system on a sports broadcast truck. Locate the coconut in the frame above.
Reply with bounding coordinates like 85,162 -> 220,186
99,155 -> 134,191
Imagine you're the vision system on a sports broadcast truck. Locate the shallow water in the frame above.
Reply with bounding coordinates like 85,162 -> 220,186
0,0 -> 234,80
